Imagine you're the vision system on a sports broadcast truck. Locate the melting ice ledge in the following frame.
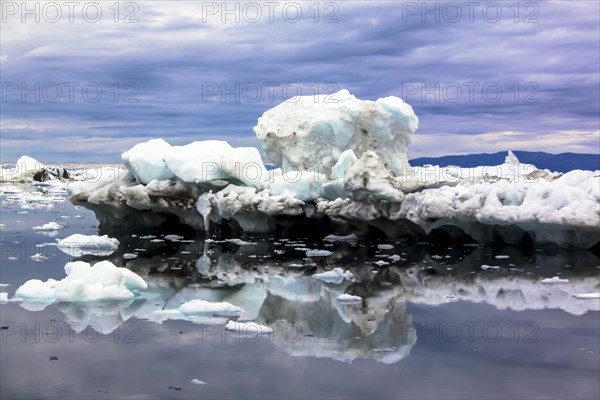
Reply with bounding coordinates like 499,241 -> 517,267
5,89 -> 600,249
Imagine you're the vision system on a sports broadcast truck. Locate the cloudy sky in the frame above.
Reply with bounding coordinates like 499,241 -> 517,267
1,0 -> 599,163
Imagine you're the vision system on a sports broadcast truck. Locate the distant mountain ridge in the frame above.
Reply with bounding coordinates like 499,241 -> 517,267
410,151 -> 599,173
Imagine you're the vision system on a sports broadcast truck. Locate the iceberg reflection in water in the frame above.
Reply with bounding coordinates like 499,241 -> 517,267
10,232 -> 599,365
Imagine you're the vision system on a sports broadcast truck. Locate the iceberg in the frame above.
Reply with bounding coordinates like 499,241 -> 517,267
0,155 -> 70,182
59,90 -> 599,249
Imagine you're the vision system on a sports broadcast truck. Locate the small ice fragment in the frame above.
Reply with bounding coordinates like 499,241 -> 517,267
225,321 -> 273,334
30,253 -> 48,262
190,379 -> 207,385
178,299 -> 241,317
312,268 -> 353,284
336,293 -> 362,303
123,253 -> 138,260
495,255 -> 509,259
0,292 -> 8,303
323,233 -> 360,242
32,222 -> 64,231
165,234 -> 184,241
377,244 -> 394,250
541,276 -> 569,284
481,265 -> 500,270
306,249 -> 333,257
573,293 -> 600,299
227,238 -> 254,246
374,260 -> 389,266
57,234 -> 119,256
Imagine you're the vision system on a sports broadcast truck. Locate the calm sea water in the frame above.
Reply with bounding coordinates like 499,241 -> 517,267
1,184 -> 599,399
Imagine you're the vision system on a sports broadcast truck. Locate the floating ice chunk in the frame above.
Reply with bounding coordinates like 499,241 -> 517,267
312,268 -> 353,284
481,265 -> 500,270
541,276 -> 569,284
0,284 -> 10,287
0,292 -> 8,303
123,253 -> 138,260
377,244 -> 394,250
225,320 -> 273,334
0,224 -> 5,228
15,261 -> 147,303
57,234 -> 119,256
323,233 -> 360,242
374,260 -> 390,267
573,293 -> 600,299
226,238 -> 254,246
149,309 -> 187,323
32,222 -> 64,231
336,293 -> 362,303
164,234 -> 184,241
15,279 -> 57,300
495,255 -> 510,259
306,249 -> 333,257
178,299 -> 241,317
190,379 -> 207,385
121,138 -> 175,184
30,253 -> 48,262
1,155 -> 46,181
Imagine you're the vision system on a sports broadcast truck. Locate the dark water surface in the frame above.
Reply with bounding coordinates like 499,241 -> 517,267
1,184 -> 599,399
